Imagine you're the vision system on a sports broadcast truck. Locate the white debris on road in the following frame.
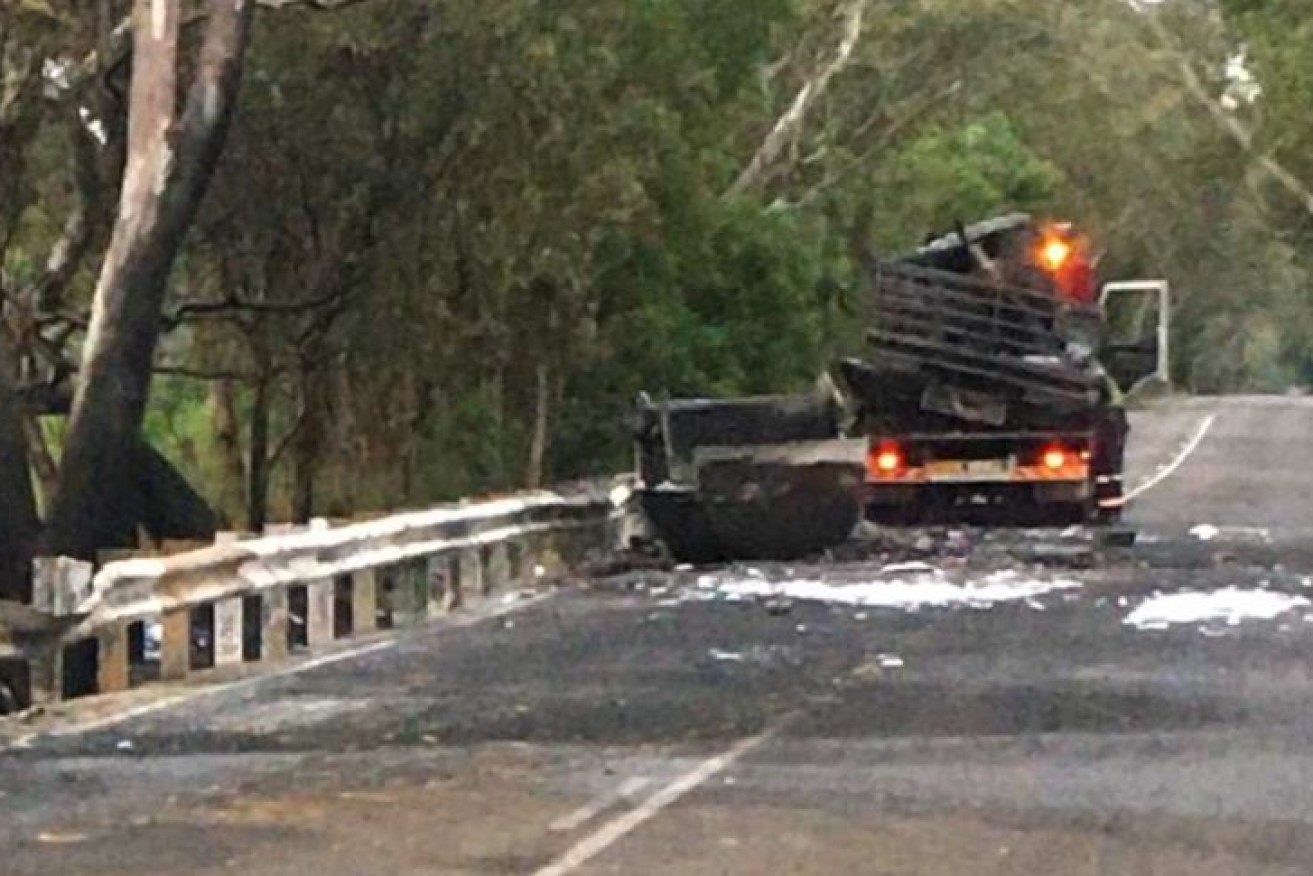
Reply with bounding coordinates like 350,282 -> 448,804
698,568 -> 1081,612
1187,524 -> 1272,544
1124,587 -> 1312,630
879,561 -> 938,575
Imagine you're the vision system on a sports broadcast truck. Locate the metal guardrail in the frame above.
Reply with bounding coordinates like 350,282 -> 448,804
0,485 -> 635,710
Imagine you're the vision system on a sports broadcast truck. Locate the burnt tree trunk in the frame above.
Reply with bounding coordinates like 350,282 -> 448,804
43,0 -> 254,559
0,337 -> 39,602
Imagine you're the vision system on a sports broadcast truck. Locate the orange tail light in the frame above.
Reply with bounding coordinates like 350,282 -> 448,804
1042,446 -> 1068,471
868,443 -> 904,478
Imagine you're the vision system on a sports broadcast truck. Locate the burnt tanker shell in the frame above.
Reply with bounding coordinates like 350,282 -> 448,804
640,460 -> 863,564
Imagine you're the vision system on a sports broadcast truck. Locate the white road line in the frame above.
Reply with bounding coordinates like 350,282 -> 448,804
1102,413 -> 1217,509
532,729 -> 778,876
549,776 -> 653,833
5,592 -> 553,750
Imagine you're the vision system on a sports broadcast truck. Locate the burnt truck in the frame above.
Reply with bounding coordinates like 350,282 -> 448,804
634,213 -> 1169,562
845,214 -> 1126,526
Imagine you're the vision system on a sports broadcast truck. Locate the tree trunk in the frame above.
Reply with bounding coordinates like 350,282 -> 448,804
291,361 -> 322,524
133,439 -> 219,542
524,361 -> 550,490
43,0 -> 254,560
209,378 -> 246,526
0,337 -> 39,602
22,415 -> 58,512
246,376 -> 271,533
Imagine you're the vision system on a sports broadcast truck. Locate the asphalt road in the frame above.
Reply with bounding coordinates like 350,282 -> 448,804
5,395 -> 1313,875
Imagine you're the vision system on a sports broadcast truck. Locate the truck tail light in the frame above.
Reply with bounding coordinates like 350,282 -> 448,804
869,442 -> 904,477
1042,445 -> 1068,472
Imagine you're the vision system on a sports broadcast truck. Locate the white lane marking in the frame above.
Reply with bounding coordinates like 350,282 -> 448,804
1101,413 -> 1217,509
5,593 -> 553,750
549,776 -> 653,833
532,730 -> 778,876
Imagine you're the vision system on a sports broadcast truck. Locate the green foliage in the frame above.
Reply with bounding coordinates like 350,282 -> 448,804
142,378 -> 213,488
867,113 -> 1065,251
419,385 -> 521,499
553,198 -> 838,476
17,0 -> 1313,523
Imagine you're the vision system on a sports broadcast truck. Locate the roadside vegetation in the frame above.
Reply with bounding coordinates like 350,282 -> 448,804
1,0 -> 1310,595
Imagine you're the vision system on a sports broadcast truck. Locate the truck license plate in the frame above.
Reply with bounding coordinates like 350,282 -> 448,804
926,459 -> 1012,481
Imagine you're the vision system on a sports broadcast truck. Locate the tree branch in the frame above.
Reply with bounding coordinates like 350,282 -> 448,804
22,414 -> 58,505
153,364 -> 257,381
1145,11 -> 1313,219
164,287 -> 347,327
724,0 -> 871,200
794,78 -> 962,208
16,379 -> 74,416
56,17 -> 134,107
255,0 -> 370,10
266,404 -> 307,468
54,0 -> 363,110
21,110 -> 107,313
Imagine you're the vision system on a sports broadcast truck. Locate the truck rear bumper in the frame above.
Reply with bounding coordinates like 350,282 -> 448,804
866,479 -> 1091,506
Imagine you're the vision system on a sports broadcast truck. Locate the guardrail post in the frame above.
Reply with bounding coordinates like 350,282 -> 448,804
509,540 -> 531,584
306,578 -> 334,647
543,538 -> 567,578
32,556 -> 94,615
214,597 -> 244,667
97,624 -> 131,693
519,533 -> 563,581
160,608 -> 191,681
28,644 -> 63,705
555,526 -> 595,568
261,588 -> 290,661
610,503 -> 643,552
560,527 -> 583,565
457,548 -> 483,604
390,564 -> 426,626
427,555 -> 454,617
485,542 -> 511,593
352,568 -> 378,634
